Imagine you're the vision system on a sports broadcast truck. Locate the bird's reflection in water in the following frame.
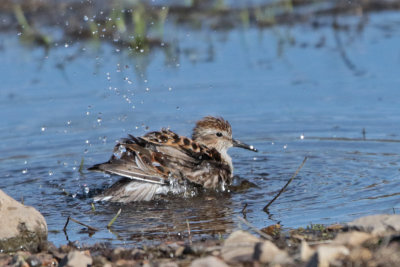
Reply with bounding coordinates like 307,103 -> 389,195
98,191 -> 235,244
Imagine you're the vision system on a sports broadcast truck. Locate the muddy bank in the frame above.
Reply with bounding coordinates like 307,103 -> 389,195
1,214 -> 400,266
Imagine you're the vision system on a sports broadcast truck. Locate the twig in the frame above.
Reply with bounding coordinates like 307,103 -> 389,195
237,216 -> 272,240
107,208 -> 122,229
63,216 -> 70,231
186,219 -> 192,245
241,203 -> 248,219
263,156 -> 308,211
63,216 -> 99,232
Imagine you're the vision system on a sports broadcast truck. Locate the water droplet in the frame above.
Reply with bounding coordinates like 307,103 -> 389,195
83,15 -> 89,21
41,126 -> 46,132
22,169 -> 28,174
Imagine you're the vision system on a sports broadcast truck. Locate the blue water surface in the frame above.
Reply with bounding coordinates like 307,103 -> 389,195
0,10 -> 399,246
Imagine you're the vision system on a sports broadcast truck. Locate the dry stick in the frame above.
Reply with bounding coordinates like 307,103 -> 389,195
241,203 -> 248,219
186,219 -> 192,245
107,208 -> 122,229
63,216 -> 99,232
263,156 -> 308,212
237,216 -> 272,240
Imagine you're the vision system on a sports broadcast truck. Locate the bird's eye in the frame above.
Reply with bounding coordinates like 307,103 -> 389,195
216,132 -> 223,137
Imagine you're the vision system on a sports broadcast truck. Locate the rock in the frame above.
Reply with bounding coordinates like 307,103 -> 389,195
174,246 -> 185,257
92,255 -> 112,267
191,256 -> 229,267
11,251 -> 31,267
348,247 -> 372,263
59,250 -> 92,267
221,230 -> 289,264
307,245 -> 349,267
0,190 -> 48,253
255,240 -> 290,264
28,253 -> 58,267
221,230 -> 260,262
260,224 -> 281,236
346,214 -> 400,235
333,232 -> 372,247
374,243 -> 400,266
300,240 -> 315,262
0,254 -> 12,266
158,261 -> 179,267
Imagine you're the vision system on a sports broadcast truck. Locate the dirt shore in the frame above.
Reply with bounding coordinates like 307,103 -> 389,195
1,214 -> 400,266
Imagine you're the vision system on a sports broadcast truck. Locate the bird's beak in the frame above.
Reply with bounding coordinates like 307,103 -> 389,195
232,139 -> 258,152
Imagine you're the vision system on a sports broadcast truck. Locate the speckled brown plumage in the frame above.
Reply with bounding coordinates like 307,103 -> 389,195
89,116 -> 257,202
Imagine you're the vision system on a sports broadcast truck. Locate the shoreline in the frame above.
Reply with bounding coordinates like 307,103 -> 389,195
1,214 -> 400,266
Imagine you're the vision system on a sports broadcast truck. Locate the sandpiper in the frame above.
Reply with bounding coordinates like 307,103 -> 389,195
89,116 -> 257,202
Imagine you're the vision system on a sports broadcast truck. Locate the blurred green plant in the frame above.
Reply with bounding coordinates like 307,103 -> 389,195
13,4 -> 51,47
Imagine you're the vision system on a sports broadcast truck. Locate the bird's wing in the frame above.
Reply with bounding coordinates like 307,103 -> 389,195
88,129 -> 231,187
88,135 -> 169,184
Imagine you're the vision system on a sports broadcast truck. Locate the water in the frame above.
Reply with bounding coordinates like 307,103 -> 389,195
1,10 -> 400,247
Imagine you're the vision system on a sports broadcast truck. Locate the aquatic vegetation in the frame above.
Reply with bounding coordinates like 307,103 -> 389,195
12,4 -> 51,47
3,0 -> 398,51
